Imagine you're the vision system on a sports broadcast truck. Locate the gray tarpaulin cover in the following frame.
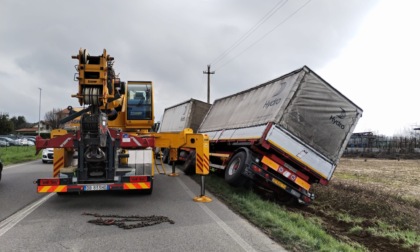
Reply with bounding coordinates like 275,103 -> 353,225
199,66 -> 363,163
160,99 -> 211,132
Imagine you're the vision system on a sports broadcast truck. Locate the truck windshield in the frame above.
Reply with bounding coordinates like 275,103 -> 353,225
127,83 -> 152,120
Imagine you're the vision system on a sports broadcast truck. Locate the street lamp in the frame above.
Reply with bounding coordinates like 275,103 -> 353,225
38,88 -> 42,136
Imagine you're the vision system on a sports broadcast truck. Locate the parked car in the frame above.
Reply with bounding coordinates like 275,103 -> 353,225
19,138 -> 35,146
0,137 -> 17,146
0,140 -> 9,147
26,140 -> 35,146
0,159 -> 3,181
42,148 -> 54,163
26,137 -> 36,144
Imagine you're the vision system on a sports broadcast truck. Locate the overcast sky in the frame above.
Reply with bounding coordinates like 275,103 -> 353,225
1,0 -> 417,136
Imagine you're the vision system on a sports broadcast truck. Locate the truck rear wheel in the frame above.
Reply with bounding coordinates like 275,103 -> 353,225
225,151 -> 247,187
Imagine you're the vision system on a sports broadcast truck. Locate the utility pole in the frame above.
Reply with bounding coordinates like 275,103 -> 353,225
38,88 -> 42,136
203,65 -> 215,103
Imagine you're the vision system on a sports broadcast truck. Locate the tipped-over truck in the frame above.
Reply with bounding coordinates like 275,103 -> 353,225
195,66 -> 362,204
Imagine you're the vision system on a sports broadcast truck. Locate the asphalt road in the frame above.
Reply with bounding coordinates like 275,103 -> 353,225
0,160 -> 51,221
0,161 -> 286,252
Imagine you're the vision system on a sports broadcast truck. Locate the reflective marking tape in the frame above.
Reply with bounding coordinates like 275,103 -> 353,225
262,156 -> 311,191
196,154 -> 209,174
123,182 -> 151,190
196,155 -> 204,174
38,185 -> 68,193
53,156 -> 64,178
295,177 -> 310,191
262,156 -> 279,170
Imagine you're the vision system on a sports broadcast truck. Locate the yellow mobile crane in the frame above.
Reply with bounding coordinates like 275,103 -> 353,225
35,48 -> 210,200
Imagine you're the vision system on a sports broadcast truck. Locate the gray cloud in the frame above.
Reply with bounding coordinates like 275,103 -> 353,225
0,0 -> 378,124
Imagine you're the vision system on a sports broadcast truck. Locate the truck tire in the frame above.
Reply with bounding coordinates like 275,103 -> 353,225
182,150 -> 196,175
225,151 -> 247,187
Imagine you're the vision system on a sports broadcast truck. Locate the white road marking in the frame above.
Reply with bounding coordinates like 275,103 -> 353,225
4,160 -> 41,170
0,194 -> 54,237
176,177 -> 257,252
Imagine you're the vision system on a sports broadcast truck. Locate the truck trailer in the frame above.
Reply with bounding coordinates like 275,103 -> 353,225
196,66 -> 362,204
157,99 -> 211,163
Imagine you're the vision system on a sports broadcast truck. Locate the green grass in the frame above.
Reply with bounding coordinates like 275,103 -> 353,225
369,221 -> 420,249
336,213 -> 364,224
0,146 -> 41,165
200,174 -> 365,252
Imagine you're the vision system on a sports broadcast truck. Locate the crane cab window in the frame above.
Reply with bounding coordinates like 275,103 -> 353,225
127,83 -> 152,120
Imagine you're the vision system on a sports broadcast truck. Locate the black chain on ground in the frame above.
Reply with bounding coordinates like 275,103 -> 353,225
82,213 -> 175,229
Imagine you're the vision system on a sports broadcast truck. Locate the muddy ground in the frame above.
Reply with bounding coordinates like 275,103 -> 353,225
290,158 -> 420,252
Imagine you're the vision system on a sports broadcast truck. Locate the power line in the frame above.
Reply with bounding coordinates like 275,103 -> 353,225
215,0 -> 312,71
210,0 -> 288,66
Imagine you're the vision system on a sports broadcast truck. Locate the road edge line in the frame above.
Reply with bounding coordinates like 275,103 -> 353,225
0,194 -> 55,237
175,177 -> 257,252
4,160 -> 41,170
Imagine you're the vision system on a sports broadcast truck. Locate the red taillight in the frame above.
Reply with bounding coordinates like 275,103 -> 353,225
302,195 -> 312,203
252,165 -> 261,173
129,176 -> 148,183
39,179 -> 60,186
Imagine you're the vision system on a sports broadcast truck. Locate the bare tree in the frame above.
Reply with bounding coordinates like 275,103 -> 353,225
44,108 -> 63,129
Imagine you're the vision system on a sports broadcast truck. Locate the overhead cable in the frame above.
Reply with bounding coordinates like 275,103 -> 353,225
215,0 -> 312,71
210,0 -> 288,66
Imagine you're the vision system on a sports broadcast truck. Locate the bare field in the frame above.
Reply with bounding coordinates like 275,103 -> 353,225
335,158 -> 420,201
294,158 -> 420,252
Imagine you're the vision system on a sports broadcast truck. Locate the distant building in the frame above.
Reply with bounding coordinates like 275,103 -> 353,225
59,107 -> 82,131
15,121 -> 50,136
15,107 -> 83,136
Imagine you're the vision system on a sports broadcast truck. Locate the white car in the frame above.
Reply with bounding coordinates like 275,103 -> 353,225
42,148 -> 54,163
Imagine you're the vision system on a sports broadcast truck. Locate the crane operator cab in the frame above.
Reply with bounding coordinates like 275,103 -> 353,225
123,81 -> 154,132
127,83 -> 152,120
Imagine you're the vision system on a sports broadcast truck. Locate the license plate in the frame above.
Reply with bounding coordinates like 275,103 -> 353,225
84,184 -> 109,191
272,178 -> 286,189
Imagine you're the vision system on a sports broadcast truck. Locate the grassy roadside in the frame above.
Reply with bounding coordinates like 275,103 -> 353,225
0,146 -> 41,166
193,158 -> 420,252
196,174 -> 365,252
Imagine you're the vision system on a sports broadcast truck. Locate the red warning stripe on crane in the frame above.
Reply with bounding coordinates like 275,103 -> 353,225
53,156 -> 64,177
196,154 -> 209,175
